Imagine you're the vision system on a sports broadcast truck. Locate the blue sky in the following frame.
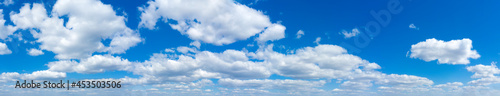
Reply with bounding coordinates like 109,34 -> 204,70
0,0 -> 499,95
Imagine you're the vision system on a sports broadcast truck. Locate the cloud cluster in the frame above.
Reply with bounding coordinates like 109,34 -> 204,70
0,0 -> 13,6
467,62 -> 500,86
409,38 -> 480,64
70,44 -> 432,94
362,62 -> 500,96
339,28 -> 360,39
27,48 -> 44,56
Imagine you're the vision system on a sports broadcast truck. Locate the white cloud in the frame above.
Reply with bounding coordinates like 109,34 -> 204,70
0,70 -> 65,82
189,41 -> 201,48
0,9 -> 16,40
296,30 -> 304,39
468,77 -> 500,86
218,78 -> 326,92
248,44 -> 434,93
339,28 -> 360,39
47,55 -> 132,74
1,0 -> 13,6
119,44 -> 414,93
176,46 -> 197,54
0,72 -> 20,82
195,50 -> 271,79
84,76 -> 153,85
314,37 -> 321,45
373,81 -> 500,96
131,54 -> 206,82
335,72 -> 433,93
467,62 -> 500,86
153,79 -> 214,89
11,1 -> 142,59
256,23 -> 286,42
434,82 -> 463,89
30,43 -> 439,95
409,38 -> 480,64
366,62 -> 500,95
0,42 -> 11,55
255,45 -> 382,79
376,74 -> 434,87
409,23 -> 419,30
139,0 -> 282,45
131,49 -> 271,82
251,44 -> 365,79
27,48 -> 44,56
1,1 -> 498,96
164,48 -> 175,53
21,70 -> 66,80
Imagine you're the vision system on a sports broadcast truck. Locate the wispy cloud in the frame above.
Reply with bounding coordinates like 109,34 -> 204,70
409,23 -> 419,30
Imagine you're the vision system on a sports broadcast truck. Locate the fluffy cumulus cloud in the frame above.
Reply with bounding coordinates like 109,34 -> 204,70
10,0 -> 142,59
376,74 -> 433,87
0,72 -> 19,82
468,77 -> 500,86
409,38 -> 480,64
0,42 -> 11,55
361,62 -> 500,96
139,0 -> 285,45
5,40 -> 494,95
47,55 -> 132,74
247,44 -> 435,94
251,44 -> 369,79
0,70 -> 65,82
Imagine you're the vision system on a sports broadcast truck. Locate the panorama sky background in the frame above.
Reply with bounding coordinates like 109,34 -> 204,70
0,0 -> 500,96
